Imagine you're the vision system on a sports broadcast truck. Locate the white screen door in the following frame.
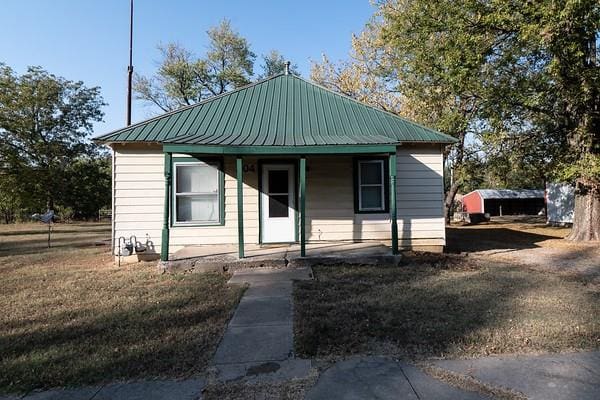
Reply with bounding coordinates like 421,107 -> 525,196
261,164 -> 295,243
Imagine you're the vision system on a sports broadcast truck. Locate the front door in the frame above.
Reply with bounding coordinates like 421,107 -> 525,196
261,164 -> 296,243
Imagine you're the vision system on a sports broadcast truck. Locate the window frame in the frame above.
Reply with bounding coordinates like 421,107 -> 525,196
171,157 -> 225,227
353,157 -> 389,214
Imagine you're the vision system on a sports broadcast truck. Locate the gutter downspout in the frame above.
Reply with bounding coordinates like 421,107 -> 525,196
111,146 -> 116,257
160,152 -> 172,262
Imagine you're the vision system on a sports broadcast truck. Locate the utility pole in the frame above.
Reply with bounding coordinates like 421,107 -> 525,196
126,0 -> 133,126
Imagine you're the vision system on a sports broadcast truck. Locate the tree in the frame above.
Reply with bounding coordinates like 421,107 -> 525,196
440,0 -> 599,240
135,19 -> 256,111
310,19 -> 402,114
134,43 -> 204,112
0,64 -> 105,212
377,1 -> 494,222
490,0 -> 599,240
0,173 -> 21,223
259,50 -> 298,78
63,155 -> 111,219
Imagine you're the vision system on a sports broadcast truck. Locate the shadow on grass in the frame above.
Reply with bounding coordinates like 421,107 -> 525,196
0,235 -> 110,257
0,227 -> 111,237
445,227 -> 557,252
294,260 -> 600,360
0,273 -> 245,394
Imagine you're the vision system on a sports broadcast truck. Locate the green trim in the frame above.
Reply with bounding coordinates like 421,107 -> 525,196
258,165 -> 262,245
389,153 -> 399,255
164,144 -> 397,155
170,156 -> 225,227
294,161 -> 300,243
257,159 -> 298,244
160,153 -> 172,262
353,157 -> 390,214
236,157 -> 244,259
299,157 -> 306,257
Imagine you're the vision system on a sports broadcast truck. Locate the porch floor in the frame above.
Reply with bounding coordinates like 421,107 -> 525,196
171,241 -> 394,262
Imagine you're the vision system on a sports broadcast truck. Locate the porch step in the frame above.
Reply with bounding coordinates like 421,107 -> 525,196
159,253 -> 402,273
288,254 -> 403,268
160,256 -> 287,273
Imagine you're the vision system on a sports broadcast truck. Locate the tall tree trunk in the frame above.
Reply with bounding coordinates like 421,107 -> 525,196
444,131 -> 466,223
567,33 -> 600,241
566,179 -> 600,241
444,181 -> 460,223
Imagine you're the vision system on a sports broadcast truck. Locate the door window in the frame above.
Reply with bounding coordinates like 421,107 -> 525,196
267,169 -> 289,218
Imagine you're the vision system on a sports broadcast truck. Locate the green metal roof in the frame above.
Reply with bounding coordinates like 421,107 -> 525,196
94,74 -> 456,146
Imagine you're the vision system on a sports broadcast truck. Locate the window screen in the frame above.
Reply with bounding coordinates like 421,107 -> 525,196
174,162 -> 221,224
357,160 -> 385,212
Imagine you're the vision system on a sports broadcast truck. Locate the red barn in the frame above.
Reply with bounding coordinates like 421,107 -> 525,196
462,189 -> 545,218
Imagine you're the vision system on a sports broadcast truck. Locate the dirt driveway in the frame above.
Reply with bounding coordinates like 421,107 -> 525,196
446,216 -> 600,281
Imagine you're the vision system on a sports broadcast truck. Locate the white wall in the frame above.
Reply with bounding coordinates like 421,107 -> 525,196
113,145 -> 164,255
396,145 -> 446,247
112,143 -> 446,255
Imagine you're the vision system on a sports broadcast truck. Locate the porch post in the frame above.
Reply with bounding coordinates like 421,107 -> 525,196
160,152 -> 172,261
299,156 -> 306,257
236,156 -> 244,259
389,152 -> 399,255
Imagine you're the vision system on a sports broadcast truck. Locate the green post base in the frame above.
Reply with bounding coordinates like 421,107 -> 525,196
160,228 -> 169,261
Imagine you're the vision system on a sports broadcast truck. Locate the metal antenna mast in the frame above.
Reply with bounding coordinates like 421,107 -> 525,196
126,0 -> 134,126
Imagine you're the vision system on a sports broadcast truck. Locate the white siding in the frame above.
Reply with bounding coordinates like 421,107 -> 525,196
112,144 -> 445,255
305,145 -> 445,246
396,145 -> 446,246
113,146 -> 164,254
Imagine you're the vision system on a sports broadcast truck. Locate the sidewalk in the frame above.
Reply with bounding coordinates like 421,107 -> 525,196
212,267 -> 313,382
1,378 -> 205,400
305,357 -> 490,400
433,351 -> 600,400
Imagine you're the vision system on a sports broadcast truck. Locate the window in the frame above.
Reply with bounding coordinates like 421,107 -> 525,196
173,161 -> 222,225
267,169 -> 290,218
355,159 -> 388,213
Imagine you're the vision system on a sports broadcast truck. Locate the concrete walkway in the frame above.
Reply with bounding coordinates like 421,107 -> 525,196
212,267 -> 313,382
305,357 -> 490,400
434,352 -> 600,400
1,378 -> 205,400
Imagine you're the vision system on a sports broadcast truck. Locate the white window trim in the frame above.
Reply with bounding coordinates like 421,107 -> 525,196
173,161 -> 221,226
358,159 -> 385,212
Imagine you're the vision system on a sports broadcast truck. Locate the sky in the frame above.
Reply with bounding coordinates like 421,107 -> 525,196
0,0 -> 375,136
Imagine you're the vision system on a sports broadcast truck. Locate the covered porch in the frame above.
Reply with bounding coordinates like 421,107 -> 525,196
159,144 -> 401,262
165,241 -> 400,272
173,241 -> 395,260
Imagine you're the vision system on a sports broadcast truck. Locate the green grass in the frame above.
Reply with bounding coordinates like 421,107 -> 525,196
0,223 -> 245,394
294,253 -> 600,359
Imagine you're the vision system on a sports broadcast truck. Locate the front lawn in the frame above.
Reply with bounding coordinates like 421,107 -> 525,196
0,223 -> 245,394
294,253 -> 600,359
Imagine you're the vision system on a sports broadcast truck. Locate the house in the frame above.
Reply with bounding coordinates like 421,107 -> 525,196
546,183 -> 574,225
462,189 -> 545,220
94,72 -> 456,262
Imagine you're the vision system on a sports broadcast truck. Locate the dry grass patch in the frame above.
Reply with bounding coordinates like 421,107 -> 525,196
0,223 -> 245,394
294,254 -> 600,359
203,374 -> 318,400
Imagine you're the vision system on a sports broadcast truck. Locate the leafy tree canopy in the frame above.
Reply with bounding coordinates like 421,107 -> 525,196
0,64 -> 108,216
135,19 -> 297,112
